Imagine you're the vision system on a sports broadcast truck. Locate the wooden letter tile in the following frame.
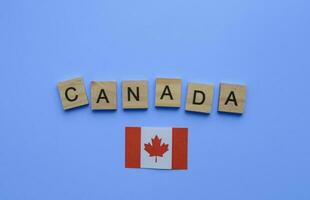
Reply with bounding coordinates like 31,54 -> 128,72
155,78 -> 182,107
185,83 -> 214,113
122,80 -> 148,109
57,77 -> 89,110
218,83 -> 246,114
91,81 -> 117,110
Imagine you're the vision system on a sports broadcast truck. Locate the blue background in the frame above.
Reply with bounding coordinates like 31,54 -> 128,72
0,0 -> 309,199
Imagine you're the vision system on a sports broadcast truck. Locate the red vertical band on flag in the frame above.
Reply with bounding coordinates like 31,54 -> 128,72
125,127 -> 141,168
172,128 -> 188,169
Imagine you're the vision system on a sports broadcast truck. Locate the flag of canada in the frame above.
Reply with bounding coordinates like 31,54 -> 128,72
125,126 -> 188,170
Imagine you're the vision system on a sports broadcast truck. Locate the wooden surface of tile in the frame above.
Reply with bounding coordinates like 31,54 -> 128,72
155,78 -> 182,107
57,77 -> 89,110
185,83 -> 214,113
218,83 -> 246,114
91,81 -> 117,110
122,80 -> 148,109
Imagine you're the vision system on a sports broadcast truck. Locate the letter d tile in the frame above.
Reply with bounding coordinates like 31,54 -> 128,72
185,83 -> 214,113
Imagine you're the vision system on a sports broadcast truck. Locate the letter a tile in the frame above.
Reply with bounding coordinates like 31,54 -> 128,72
155,78 -> 182,107
218,83 -> 246,114
186,83 -> 214,113
57,77 -> 89,110
91,81 -> 117,110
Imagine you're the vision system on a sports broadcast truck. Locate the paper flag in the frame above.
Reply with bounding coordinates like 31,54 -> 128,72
125,126 -> 188,170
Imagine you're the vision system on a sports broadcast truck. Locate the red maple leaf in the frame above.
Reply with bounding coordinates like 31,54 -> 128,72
144,135 -> 169,163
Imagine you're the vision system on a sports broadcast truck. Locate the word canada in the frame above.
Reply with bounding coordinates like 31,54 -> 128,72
57,77 -> 247,114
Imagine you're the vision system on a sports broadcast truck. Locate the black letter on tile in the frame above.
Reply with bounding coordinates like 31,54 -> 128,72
160,85 -> 173,100
128,87 -> 139,101
65,87 -> 78,102
193,90 -> 205,105
225,91 -> 238,106
97,89 -> 110,103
